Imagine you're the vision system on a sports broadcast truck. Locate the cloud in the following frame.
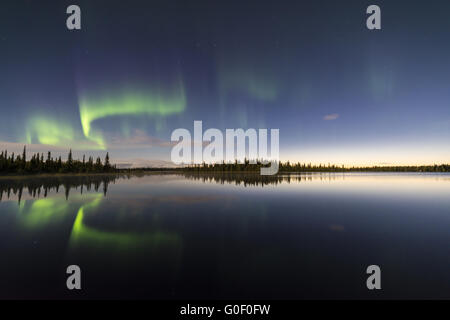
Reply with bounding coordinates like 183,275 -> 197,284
0,141 -> 69,154
113,159 -> 181,169
323,113 -> 339,121
108,129 -> 177,148
377,162 -> 393,166
109,129 -> 213,150
329,224 -> 345,232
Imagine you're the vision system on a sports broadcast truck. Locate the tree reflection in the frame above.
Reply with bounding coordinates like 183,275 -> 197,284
181,172 -> 346,187
0,174 -> 124,203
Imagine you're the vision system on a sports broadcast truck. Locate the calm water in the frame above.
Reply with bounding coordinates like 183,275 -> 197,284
1,172 -> 450,299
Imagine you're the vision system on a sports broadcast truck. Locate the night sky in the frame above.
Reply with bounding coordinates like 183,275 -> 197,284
1,0 -> 450,166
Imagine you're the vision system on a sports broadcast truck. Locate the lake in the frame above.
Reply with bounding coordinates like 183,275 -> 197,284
1,172 -> 450,299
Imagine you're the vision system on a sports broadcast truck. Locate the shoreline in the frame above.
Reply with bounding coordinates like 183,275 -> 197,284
1,170 -> 450,179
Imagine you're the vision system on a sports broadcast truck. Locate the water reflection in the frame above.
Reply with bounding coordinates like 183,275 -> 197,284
0,174 -> 123,202
182,172 -> 347,186
1,172 -> 450,299
69,193 -> 182,253
1,176 -> 183,250
18,196 -> 72,229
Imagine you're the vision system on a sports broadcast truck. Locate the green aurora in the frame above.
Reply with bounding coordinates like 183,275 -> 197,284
25,116 -> 76,148
21,80 -> 186,150
78,82 -> 186,149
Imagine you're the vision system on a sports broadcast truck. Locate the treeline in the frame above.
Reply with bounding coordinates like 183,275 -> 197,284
0,147 -> 116,175
176,159 -> 450,173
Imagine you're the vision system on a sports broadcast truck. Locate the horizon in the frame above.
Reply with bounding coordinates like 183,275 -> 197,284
1,0 -> 450,168
1,144 -> 450,169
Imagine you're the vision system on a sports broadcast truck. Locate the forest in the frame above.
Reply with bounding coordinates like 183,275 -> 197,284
0,147 -> 116,174
1,147 -> 449,175
174,159 -> 450,173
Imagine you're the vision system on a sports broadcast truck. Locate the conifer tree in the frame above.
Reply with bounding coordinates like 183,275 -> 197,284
105,152 -> 110,170
22,146 -> 26,169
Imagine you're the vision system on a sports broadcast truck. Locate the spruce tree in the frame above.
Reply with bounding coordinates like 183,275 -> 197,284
22,146 -> 26,169
105,152 -> 110,170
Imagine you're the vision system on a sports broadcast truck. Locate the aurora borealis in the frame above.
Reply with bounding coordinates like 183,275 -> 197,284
78,80 -> 186,149
1,0 -> 450,166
